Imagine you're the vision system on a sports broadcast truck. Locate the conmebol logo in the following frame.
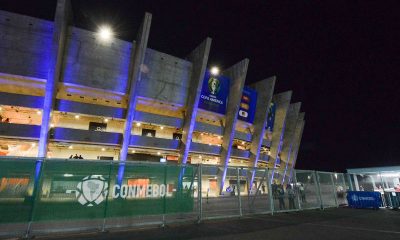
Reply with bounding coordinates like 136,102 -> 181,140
75,175 -> 108,207
351,193 -> 359,202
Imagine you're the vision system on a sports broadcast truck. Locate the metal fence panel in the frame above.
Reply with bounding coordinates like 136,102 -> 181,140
295,170 -> 321,209
201,165 -> 240,219
29,159 -> 111,235
102,163 -> 197,229
0,157 -> 37,237
271,170 -> 300,212
333,173 -> 347,206
240,168 -> 272,215
316,172 -> 337,208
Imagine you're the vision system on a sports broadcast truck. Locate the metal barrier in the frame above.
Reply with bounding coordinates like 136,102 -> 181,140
345,172 -> 400,209
0,157 -> 348,238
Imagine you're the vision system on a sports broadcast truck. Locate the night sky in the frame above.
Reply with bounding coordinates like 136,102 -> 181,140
1,1 -> 399,172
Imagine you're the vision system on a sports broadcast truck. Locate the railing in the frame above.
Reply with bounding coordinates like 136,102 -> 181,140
0,157 -> 348,238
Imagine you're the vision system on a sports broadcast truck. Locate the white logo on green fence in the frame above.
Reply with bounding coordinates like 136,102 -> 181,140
72,175 -> 176,207
76,175 -> 108,207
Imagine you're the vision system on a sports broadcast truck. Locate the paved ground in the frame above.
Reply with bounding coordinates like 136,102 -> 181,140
29,207 -> 400,240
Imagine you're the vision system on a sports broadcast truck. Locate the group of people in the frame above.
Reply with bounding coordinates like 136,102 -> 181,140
0,116 -> 10,123
272,182 -> 306,210
69,154 -> 84,159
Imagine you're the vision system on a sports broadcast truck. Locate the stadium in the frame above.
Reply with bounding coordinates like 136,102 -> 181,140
0,0 -> 305,190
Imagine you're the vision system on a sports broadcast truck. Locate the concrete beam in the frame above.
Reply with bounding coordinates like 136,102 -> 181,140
248,76 -> 276,169
285,112 -> 305,175
38,0 -> 72,157
288,117 -> 305,183
179,38 -> 212,164
277,102 -> 301,183
119,12 -> 152,161
219,59 -> 249,193
268,91 -> 292,183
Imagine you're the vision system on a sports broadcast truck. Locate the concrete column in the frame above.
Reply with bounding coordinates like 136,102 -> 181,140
37,0 -> 72,157
219,59 -> 249,193
179,38 -> 212,164
119,13 -> 152,161
288,119 -> 305,183
282,111 -> 304,183
247,77 -> 276,186
277,102 -> 301,183
268,91 -> 292,183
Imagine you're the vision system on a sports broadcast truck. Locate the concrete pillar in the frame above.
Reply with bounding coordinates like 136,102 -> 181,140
288,118 -> 305,183
268,91 -> 292,183
247,76 -> 276,186
277,102 -> 301,183
37,0 -> 72,157
179,38 -> 212,164
119,13 -> 152,161
282,112 -> 304,183
219,59 -> 249,193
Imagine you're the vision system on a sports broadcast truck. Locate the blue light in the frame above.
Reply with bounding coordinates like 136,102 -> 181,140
270,120 -> 286,184
116,161 -> 125,185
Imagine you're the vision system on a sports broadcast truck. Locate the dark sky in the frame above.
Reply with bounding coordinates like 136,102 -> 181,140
1,1 -> 399,172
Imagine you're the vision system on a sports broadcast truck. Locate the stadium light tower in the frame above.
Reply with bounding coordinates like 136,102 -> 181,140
98,25 -> 113,41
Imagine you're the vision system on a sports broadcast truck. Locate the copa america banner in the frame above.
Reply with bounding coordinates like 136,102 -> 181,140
198,71 -> 230,114
266,102 -> 276,131
237,86 -> 257,123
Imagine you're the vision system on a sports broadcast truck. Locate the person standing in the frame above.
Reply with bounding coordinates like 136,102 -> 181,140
299,184 -> 306,203
278,185 -> 286,210
287,184 -> 296,209
272,181 -> 278,199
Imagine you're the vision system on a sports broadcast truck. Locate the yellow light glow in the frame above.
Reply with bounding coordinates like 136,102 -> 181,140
210,66 -> 220,76
98,25 -> 113,41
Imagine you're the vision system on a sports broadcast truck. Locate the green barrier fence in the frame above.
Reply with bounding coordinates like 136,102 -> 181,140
0,157 -> 345,238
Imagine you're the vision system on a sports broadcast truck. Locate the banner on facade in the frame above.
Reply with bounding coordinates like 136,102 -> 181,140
266,102 -> 276,131
237,86 -> 257,123
198,71 -> 230,114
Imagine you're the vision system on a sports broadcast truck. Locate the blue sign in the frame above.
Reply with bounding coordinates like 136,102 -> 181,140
198,71 -> 230,114
266,102 -> 276,131
347,191 -> 381,209
237,86 -> 257,123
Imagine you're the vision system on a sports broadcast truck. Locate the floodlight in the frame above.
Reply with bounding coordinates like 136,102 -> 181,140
210,66 -> 220,76
98,25 -> 113,41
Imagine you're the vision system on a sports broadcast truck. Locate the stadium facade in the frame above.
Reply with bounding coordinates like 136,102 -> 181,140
0,0 -> 305,184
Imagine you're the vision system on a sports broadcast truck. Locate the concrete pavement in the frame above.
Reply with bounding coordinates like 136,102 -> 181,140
28,208 -> 400,240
